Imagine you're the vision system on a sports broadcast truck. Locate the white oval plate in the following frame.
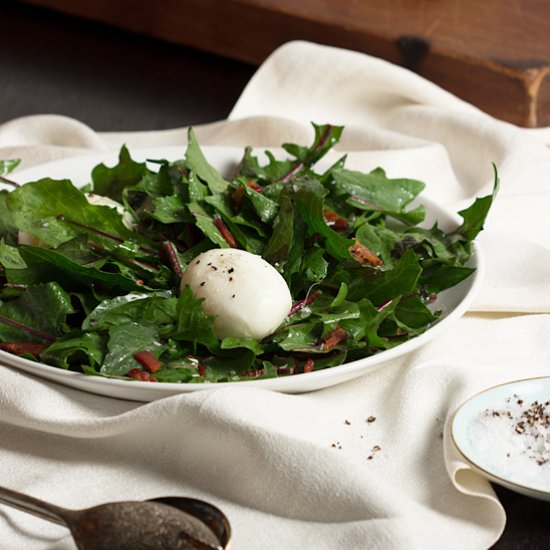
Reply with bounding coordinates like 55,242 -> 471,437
0,146 -> 483,401
452,377 -> 550,501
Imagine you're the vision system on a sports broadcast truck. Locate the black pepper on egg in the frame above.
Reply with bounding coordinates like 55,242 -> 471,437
180,248 -> 292,340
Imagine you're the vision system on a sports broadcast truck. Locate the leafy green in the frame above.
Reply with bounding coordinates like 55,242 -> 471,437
0,192 -> 17,243
101,322 -> 162,376
0,283 -> 74,342
7,245 -> 145,293
185,128 -> 229,194
92,145 -> 147,202
456,165 -> 499,241
292,176 -> 354,260
42,332 -> 106,369
0,159 -> 21,176
237,123 -> 343,183
0,125 -> 496,383
332,167 -> 425,225
172,285 -> 218,350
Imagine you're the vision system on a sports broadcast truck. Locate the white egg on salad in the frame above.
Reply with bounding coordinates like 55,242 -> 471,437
181,248 -> 292,340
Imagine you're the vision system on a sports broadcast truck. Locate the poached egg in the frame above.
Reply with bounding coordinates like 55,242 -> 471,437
180,248 -> 292,340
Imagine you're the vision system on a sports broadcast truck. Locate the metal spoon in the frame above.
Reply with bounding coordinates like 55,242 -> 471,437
0,485 -> 231,549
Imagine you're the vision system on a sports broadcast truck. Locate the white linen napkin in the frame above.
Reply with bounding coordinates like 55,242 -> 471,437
1,40 -> 550,549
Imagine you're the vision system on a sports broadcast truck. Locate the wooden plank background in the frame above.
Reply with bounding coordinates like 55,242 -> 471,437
20,0 -> 550,127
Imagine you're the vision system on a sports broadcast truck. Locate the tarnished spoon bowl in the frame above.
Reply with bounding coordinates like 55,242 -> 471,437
0,485 -> 231,549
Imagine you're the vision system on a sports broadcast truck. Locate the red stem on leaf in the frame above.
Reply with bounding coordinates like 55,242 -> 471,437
288,289 -> 322,316
376,299 -> 393,312
87,240 -> 159,274
279,124 -> 334,183
58,215 -> 158,255
0,316 -> 56,343
0,175 -> 19,187
350,195 -> 383,210
161,241 -> 184,283
4,283 -> 28,291
213,215 -> 239,248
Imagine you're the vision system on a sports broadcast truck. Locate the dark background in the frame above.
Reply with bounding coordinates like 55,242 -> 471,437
0,0 -> 254,131
1,1 -> 549,548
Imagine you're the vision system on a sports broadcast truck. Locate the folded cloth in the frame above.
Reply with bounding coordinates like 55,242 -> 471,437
1,40 -> 549,549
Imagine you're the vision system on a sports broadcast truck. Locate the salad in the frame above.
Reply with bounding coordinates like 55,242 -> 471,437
0,124 -> 497,383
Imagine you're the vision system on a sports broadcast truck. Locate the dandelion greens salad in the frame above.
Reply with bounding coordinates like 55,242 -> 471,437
0,124 -> 497,383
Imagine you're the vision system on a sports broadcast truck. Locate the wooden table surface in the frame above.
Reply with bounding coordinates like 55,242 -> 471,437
1,2 -> 549,548
18,0 -> 550,128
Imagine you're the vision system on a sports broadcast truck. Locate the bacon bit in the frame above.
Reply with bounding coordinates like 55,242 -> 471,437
134,350 -> 161,373
0,342 -> 47,356
135,279 -> 144,285
231,185 -> 246,210
321,327 -> 348,351
323,209 -> 349,231
303,358 -> 315,373
277,365 -> 295,376
197,362 -> 206,377
213,215 -> 239,248
127,368 -> 158,382
348,240 -> 382,267
288,289 -> 322,316
246,180 -> 263,192
241,368 -> 265,377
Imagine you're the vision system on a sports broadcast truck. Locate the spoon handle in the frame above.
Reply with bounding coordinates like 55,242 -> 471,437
0,485 -> 70,526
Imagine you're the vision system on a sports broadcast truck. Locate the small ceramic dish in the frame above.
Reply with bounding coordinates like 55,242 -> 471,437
452,377 -> 550,502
